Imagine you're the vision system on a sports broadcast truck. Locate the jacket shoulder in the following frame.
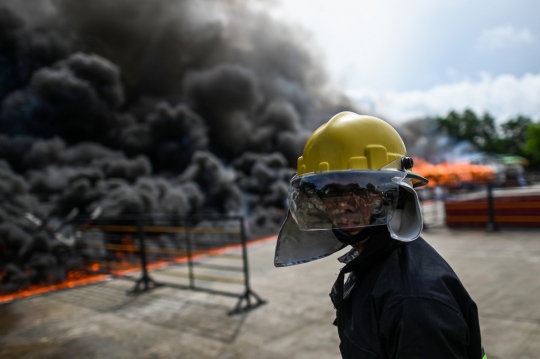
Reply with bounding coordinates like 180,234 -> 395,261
373,236 -> 472,313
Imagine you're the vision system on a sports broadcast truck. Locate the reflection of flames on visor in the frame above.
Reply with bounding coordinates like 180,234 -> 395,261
412,157 -> 495,187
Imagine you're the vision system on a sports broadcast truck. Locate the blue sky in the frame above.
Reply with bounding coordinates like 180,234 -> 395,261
268,0 -> 540,124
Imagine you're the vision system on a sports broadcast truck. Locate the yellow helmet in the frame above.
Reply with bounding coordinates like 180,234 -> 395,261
297,111 -> 427,188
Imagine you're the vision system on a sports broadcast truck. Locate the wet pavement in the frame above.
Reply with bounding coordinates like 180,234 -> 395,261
1,227 -> 539,359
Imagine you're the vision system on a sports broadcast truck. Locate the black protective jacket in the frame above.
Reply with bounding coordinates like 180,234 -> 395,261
330,227 -> 485,359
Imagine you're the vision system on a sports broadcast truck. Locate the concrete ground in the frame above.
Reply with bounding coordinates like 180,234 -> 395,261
1,227 -> 539,359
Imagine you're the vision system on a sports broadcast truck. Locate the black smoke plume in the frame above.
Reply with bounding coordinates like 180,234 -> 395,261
0,0 -> 353,292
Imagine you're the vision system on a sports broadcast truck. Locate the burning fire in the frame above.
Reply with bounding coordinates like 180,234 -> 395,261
0,270 -> 108,304
412,157 -> 495,187
0,231 -> 259,304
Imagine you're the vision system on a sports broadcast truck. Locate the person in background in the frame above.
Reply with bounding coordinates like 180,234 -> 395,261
274,112 -> 486,359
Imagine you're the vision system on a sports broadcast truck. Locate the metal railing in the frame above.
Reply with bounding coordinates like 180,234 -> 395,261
74,215 -> 266,315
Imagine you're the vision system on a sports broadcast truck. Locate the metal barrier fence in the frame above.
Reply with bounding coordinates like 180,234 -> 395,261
74,215 -> 266,315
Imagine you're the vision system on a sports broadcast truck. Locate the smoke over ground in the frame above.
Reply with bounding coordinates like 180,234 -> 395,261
0,1 -> 352,291
396,118 -> 487,163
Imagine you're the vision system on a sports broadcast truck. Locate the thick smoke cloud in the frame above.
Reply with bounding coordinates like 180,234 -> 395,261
0,1 -> 355,292
184,64 -> 260,158
0,160 -> 44,229
178,151 -> 242,214
146,102 -> 209,172
0,1 -> 349,161
232,151 -> 294,237
248,99 -> 313,166
0,7 -> 70,103
1,52 -> 124,142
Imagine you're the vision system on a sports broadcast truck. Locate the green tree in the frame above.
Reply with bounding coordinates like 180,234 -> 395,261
435,110 -> 534,158
436,109 -> 500,153
499,116 -> 532,156
524,122 -> 540,162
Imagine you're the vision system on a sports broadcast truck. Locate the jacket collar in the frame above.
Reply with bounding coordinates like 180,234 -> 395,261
341,226 -> 402,274
330,226 -> 403,312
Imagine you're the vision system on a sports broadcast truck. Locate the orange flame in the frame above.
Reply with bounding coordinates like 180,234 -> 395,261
0,233 -> 278,303
412,157 -> 495,187
0,270 -> 108,304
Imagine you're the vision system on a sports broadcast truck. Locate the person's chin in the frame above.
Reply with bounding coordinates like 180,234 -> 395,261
338,226 -> 365,235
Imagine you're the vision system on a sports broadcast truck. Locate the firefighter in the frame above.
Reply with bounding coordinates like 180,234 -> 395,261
274,112 -> 486,359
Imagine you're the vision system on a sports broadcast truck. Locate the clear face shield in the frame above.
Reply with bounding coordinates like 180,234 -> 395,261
289,170 -> 406,231
289,157 -> 409,231
275,157 -> 423,267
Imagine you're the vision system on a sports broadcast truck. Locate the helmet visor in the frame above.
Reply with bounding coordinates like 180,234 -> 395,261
289,170 -> 406,231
